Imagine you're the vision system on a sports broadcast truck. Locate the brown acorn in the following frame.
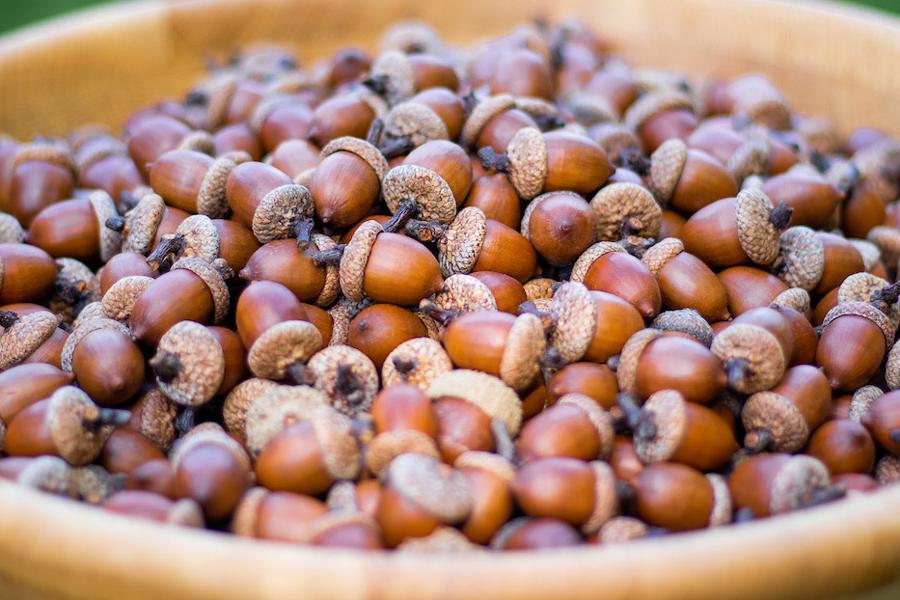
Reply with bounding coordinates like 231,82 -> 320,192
589,183 -> 661,249
461,94 -> 539,153
630,462 -> 715,531
309,137 -> 388,228
571,242 -> 661,318
812,232 -> 866,297
26,191 -> 121,263
454,451 -> 515,544
761,167 -> 843,229
366,384 -> 440,476
0,363 -> 73,448
517,393 -> 614,462
769,302 -> 818,366
99,428 -> 166,477
234,280 -> 307,348
149,149 -> 244,217
231,487 -> 329,543
62,318 -> 145,407
547,362 -> 619,410
491,517 -> 582,550
718,266 -> 789,316
712,306 -> 794,394
520,191 -> 597,266
107,193 -> 189,258
307,345 -> 379,417
125,386 -> 178,452
268,139 -> 321,181
70,129 -> 144,201
126,114 -> 213,179
347,304 -> 427,370
729,453 -> 836,518
98,252 -> 156,294
806,419 -> 876,476
469,272 -> 526,315
307,90 -> 382,148
0,242 -> 58,304
651,309 -> 715,347
212,122 -> 261,161
861,390 -> 900,454
239,235 -> 338,306
102,490 -> 204,528
252,96 -> 314,153
623,90 -> 698,152
0,141 -> 76,227
817,301 -> 893,391
462,173 -> 521,230
645,139 -> 739,214
226,161 -> 314,243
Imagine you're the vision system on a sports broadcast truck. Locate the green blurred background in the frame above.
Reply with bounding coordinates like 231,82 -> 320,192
0,0 -> 898,33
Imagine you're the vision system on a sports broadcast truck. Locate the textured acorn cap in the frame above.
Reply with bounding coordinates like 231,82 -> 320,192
875,455 -> 900,485
548,282 -> 597,365
590,183 -> 662,242
383,101 -> 450,148
175,130 -> 215,156
73,301 -> 105,328
46,387 -> 113,466
0,213 -> 24,244
88,190 -> 122,262
848,385 -> 882,421
777,226 -> 825,290
339,220 -> 383,302
130,387 -> 178,451
505,127 -> 548,200
558,393 -> 615,459
7,142 -> 73,175
523,278 -> 555,301
570,242 -> 626,283
327,298 -> 370,346
397,526 -> 482,553
171,257 -> 231,323
382,337 -> 453,390
461,94 -> 516,148
416,311 -> 441,340
247,320 -> 323,380
822,301 -> 894,349
592,123 -> 642,164
867,225 -> 900,266
769,455 -> 831,515
370,50 -> 415,106
309,407 -> 361,481
222,378 -> 284,439
322,137 -> 389,181
172,215 -> 221,263
733,91 -> 791,132
383,164 -> 457,224
252,184 -> 314,244
453,451 -> 516,483
243,385 -> 329,456
652,309 -> 714,347
735,187 -> 780,266
71,464 -> 126,504
706,473 -> 733,527
308,234 -> 340,307
308,345 -> 379,417
52,258 -> 101,324
60,316 -> 131,372
633,389 -> 687,464
383,453 -> 472,523
616,328 -> 664,395
170,422 -> 251,475
16,455 -> 75,497
583,461 -> 617,535
648,139 -> 688,203
366,429 -> 440,477
438,207 -> 486,277
432,273 -> 496,314
624,90 -> 695,132
727,135 -> 771,184
101,275 -> 154,322
711,323 -> 786,393
742,391 -> 810,452
887,343 -> 900,390
771,288 -> 811,315
598,516 -> 648,543
427,369 -> 521,435
498,313 -> 545,391
197,155 -> 238,218
837,273 -> 900,327
564,91 -> 617,125
0,311 -> 59,369
230,486 -> 268,537
641,237 -> 684,275
848,239 -> 881,272
152,321 -> 224,407
121,193 -> 165,255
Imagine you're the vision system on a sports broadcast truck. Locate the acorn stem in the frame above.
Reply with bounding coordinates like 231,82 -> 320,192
105,215 -> 126,233
391,355 -> 417,376
362,74 -> 390,97
405,219 -> 446,243
616,393 -> 657,440
743,428 -> 774,453
312,244 -> 347,268
0,310 -> 20,329
462,90 -> 479,116
802,485 -> 846,509
618,147 -> 651,177
491,419 -> 516,463
539,346 -> 565,370
293,217 -> 315,251
734,507 -> 755,523
725,357 -> 750,390
379,135 -> 415,159
871,282 -> 900,306
769,203 -> 794,229
284,362 -> 315,386
533,112 -> 565,131
149,352 -> 182,383
477,147 -> 511,173
146,234 -> 186,271
366,117 -> 385,146
335,363 -> 363,405
417,300 -> 458,326
383,199 -> 419,233
174,407 -> 196,438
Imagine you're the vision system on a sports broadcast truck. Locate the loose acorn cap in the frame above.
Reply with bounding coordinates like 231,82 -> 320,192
875,455 -> 900,484
382,101 -> 450,148
52,258 -> 101,323
382,453 -> 472,523
633,389 -> 689,463
89,190 -> 123,262
742,391 -> 810,452
171,257 -> 231,323
569,241 -> 626,283
837,273 -> 900,327
505,127 -> 548,200
523,278 -> 556,301
461,94 -> 516,148
616,328 -> 664,396
0,311 -> 60,369
867,226 -> 900,266
848,239 -> 881,273
821,301 -> 894,349
170,422 -> 251,474
432,274 -> 497,314
776,226 -> 825,290
454,450 -> 516,483
623,89 -> 695,132
848,385 -> 883,421
641,237 -> 684,275
151,321 -> 224,407
499,313 -> 546,391
887,344 -> 900,390
558,393 -> 615,459
366,429 -> 441,477
0,213 -> 24,243
170,215 -> 221,263
243,386 -> 328,456
101,275 -> 154,322
397,526 -> 482,553
222,378 -> 285,439
120,194 -> 166,255
130,387 -> 178,451
735,188 -> 780,266
382,337 -> 453,390
770,288 -> 811,314
307,345 -> 379,417
60,317 -> 131,372
73,301 -> 106,328
370,50 -> 416,105
652,309 -> 714,347
768,455 -> 831,515
197,155 -> 240,218
428,369 -> 522,435
247,320 -> 322,380
598,516 -> 648,543
321,137 -> 389,181
711,323 -> 786,393
647,139 -> 688,203
339,220 -> 383,302
72,464 -> 126,504
252,184 -> 315,243
590,183 -> 661,242
309,407 -> 362,481
438,207 -> 486,277
16,455 -> 75,496
707,473 -> 733,527
47,386 -> 116,466
548,282 -> 597,365
383,164 -> 457,224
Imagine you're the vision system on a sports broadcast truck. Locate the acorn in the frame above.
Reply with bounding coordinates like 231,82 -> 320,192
98,252 -> 155,295
0,310 -> 66,370
817,301 -> 893,391
308,137 -> 388,229
4,386 -> 130,466
241,385 -> 329,458
861,390 -> 900,454
267,139 -> 321,180
813,232 -> 867,297
517,393 -> 614,462
307,345 -> 379,417
0,363 -> 73,449
768,302 -> 818,366
462,172 -> 521,230
226,161 -> 315,243
100,275 -> 154,325
461,94 -> 539,153
364,50 -> 459,105
0,141 -> 76,227
729,453 -> 837,518
70,129 -> 144,200
520,191 -> 597,266
629,463 -> 718,531
108,193 -> 188,257
126,114 -> 213,179
243,318 -> 323,385
231,488 -> 329,543
623,89 -> 698,152
641,237 -> 730,321
685,121 -> 773,184
234,280 -> 307,348
126,386 -> 179,452
718,266 -> 790,316
25,191 -> 121,263
347,304 -> 428,370
468,272 -> 527,315
145,214 -> 259,274
709,75 -> 791,130
570,242 -> 661,318
366,384 -> 440,477
212,122 -> 261,161
651,309 -> 715,347
806,419 -> 876,476
644,139 -> 739,214
761,167 -> 843,229
772,226 -> 825,292
102,490 -> 204,528
547,362 -> 618,410
712,306 -> 794,394
372,98 -> 452,157
99,428 -> 167,477
375,453 -> 472,547
842,177 -> 887,239
490,517 -> 582,551
148,149 -> 245,217
741,365 -> 832,453
0,242 -> 59,304
239,234 -> 338,306
381,337 -> 453,391
250,96 -> 314,153
307,90 -> 383,148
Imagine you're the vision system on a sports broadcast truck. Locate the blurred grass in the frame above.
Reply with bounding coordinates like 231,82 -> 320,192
0,0 -> 898,34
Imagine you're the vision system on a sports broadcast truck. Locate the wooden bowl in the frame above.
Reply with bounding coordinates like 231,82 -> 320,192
0,1 -> 899,599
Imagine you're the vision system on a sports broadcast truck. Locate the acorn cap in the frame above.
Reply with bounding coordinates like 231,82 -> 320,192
339,220 -> 383,302
438,207 -> 486,277
711,323 -> 786,393
311,234 -> 340,307
648,139 -> 688,203
616,328 -> 664,395
71,464 -> 125,504
89,191 -> 123,262
309,407 -> 361,481
727,135 -> 770,184
197,155 -> 238,218
848,239 -> 881,273
837,273 -> 900,327
776,226 -> 824,290
60,317 -> 131,373
591,123 -> 641,164
742,391 -> 810,452
506,127 -> 548,200
0,213 -> 24,243
887,344 -> 900,390
152,321 -> 224,407
427,369 -> 522,435
432,273 -> 497,314
243,385 -> 329,456
564,91 -> 617,125
382,337 -> 453,390
176,130 -> 215,156
548,281 -> 597,365
706,473 -> 733,527
170,423 -> 250,474
173,215 -> 221,263
308,345 -> 379,417
416,311 -> 441,340
17,455 -> 74,496
598,516 -> 648,543
0,311 -> 59,369
383,453 -> 472,523
397,526 -> 482,553
7,143 -> 74,174
822,301 -> 894,349
231,487 -> 268,537
590,183 -> 662,241
771,288 -> 811,315
570,242 -> 626,283
383,101 -> 450,148
46,387 -> 113,466
252,184 -> 314,243
641,237 -> 684,276
171,257 -> 231,323
652,309 -> 714,347
849,385 -> 883,422
733,90 -> 791,131
558,393 -> 615,459
73,301 -> 106,328
165,498 -> 205,528
52,258 -> 101,324
499,313 -> 545,391
383,164 -> 457,224
633,389 -> 687,463
101,275 -> 154,322
366,429 -> 440,477
867,226 -> 900,266
735,188 -> 780,266
523,277 -> 555,301
875,455 -> 900,485
130,387 -> 178,451
461,94 -> 516,148
121,193 -> 165,255
769,455 -> 830,515
370,50 -> 416,106
247,320 -> 322,380
453,451 -> 516,483
583,461 -> 617,535
321,137 -> 389,181
327,298 -> 370,346
623,90 -> 694,132
223,378 -> 284,439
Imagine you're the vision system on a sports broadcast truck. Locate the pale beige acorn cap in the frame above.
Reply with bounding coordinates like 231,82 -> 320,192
382,337 -> 453,390
590,183 -> 661,242
427,369 -> 522,435
151,321 -> 224,407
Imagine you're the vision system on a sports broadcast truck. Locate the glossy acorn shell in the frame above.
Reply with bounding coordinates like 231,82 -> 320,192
718,266 -> 788,316
761,170 -> 842,229
548,363 -> 618,410
307,93 -> 376,147
348,304 -> 427,370
226,161 -> 293,229
512,456 -> 596,526
582,251 -> 661,318
806,419 -> 875,475
584,291 -> 644,364
371,384 -> 437,437
526,192 -> 597,266
260,102 -> 314,153
433,396 -> 495,463
665,402 -> 738,471
497,518 -> 582,550
212,122 -> 262,161
669,149 -> 738,215
130,268 -> 215,346
517,403 -> 601,462
442,311 -> 515,380
235,280 -> 306,348
770,305 -> 818,366
174,441 -> 248,521
862,390 -> 900,454
636,336 -> 726,405
363,233 -> 444,306
207,326 -> 246,395
26,198 -> 100,262
632,462 -> 712,531
100,428 -> 166,475
681,197 -> 746,269
813,232 -> 865,297
638,109 -> 698,153
213,219 -> 259,272
405,141 -> 472,206
148,150 -> 214,213
240,240 -> 325,302
542,132 -> 614,196
255,420 -> 333,495
472,220 -> 537,284
842,179 -> 887,239
489,48 -> 553,100
816,314 -> 885,391
477,108 -> 538,154
4,159 -> 75,227
72,328 -> 145,407
268,139 -> 320,180
469,271 -> 527,315
0,243 -> 57,304
463,173 -> 521,230
0,363 -> 72,426
459,465 -> 513,544
309,151 -> 380,229
375,484 -> 442,548
411,87 -> 466,140
99,252 -> 156,294
251,491 -> 328,543
656,251 -> 730,321
126,114 -> 193,179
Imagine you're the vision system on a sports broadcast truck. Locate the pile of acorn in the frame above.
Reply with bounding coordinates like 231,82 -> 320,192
0,18 -> 898,552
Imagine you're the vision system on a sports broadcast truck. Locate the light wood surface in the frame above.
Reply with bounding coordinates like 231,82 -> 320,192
0,1 -> 898,598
